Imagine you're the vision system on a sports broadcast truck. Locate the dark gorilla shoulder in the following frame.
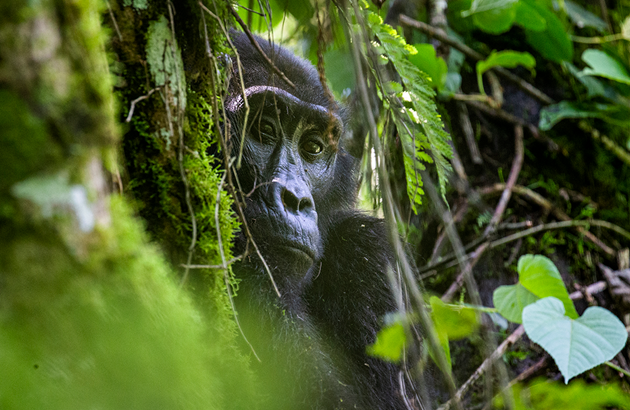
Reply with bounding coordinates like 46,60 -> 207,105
225,30 -> 418,409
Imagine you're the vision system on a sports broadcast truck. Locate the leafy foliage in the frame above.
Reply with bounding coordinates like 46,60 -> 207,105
493,255 -> 578,323
498,379 -> 630,410
365,11 -> 452,210
476,50 -> 535,94
523,296 -> 627,383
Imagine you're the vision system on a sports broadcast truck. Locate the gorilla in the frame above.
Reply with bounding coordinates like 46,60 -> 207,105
225,31 -> 419,410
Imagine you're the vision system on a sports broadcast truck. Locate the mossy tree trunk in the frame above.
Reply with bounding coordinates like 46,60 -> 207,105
0,1 -> 249,408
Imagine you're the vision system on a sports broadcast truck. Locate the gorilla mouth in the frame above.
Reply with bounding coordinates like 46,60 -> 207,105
276,240 -> 316,261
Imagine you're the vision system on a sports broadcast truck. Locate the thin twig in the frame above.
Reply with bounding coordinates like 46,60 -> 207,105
481,356 -> 548,410
342,5 -> 459,407
200,1 -> 251,169
420,218 -> 624,278
605,361 -> 630,378
106,0 -> 123,41
125,87 -> 160,122
441,241 -> 489,302
484,125 -> 524,236
180,255 -> 243,269
238,3 -> 265,16
202,12 -> 281,298
399,14 -> 554,105
227,3 -> 296,89
161,3 -> 198,291
457,102 -> 482,164
480,184 -> 617,256
443,125 -> 524,301
489,220 -> 630,248
578,121 -> 630,167
217,172 -> 261,362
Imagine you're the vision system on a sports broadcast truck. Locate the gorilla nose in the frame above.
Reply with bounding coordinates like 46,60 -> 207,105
282,187 -> 313,213
270,179 -> 314,215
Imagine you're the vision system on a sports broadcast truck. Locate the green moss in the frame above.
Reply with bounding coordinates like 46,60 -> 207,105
0,90 -> 62,192
0,197 -> 253,410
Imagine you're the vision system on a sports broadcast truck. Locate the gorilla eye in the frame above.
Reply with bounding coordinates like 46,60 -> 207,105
301,139 -> 324,156
260,120 -> 274,136
253,118 -> 276,143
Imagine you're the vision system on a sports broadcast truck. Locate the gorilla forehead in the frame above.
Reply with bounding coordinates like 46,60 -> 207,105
229,31 -> 338,113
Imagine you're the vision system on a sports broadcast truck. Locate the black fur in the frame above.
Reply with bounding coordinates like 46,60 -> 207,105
226,31 -> 415,409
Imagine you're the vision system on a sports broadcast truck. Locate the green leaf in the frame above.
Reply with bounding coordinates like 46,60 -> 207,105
491,255 -> 578,324
493,284 -> 538,323
409,44 -> 448,90
366,10 -> 452,212
525,2 -> 573,63
367,322 -> 406,363
539,100 -> 630,131
523,297 -> 628,383
563,62 -> 610,99
580,49 -> 630,85
518,255 -> 578,319
565,0 -> 608,33
477,50 -> 535,93
465,0 -> 519,34
430,296 -> 478,340
514,1 -> 546,32
477,50 -> 536,75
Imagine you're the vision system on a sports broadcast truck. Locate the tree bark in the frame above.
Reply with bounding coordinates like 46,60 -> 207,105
0,1 -> 250,408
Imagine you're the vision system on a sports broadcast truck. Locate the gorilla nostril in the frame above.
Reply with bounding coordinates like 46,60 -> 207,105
281,188 -> 300,213
281,188 -> 312,214
298,197 -> 312,212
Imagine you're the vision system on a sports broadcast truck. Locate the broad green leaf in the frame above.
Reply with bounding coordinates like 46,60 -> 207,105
367,322 -> 406,363
518,255 -> 578,319
563,62 -> 611,99
465,0 -> 519,34
409,44 -> 448,91
514,1 -> 546,32
493,284 -> 538,323
539,101 -> 630,130
430,296 -> 478,340
523,297 -> 628,383
565,0 -> 608,33
477,50 -> 536,75
580,49 -> 630,85
448,0 -> 475,32
525,2 -> 573,63
622,16 -> 630,40
477,51 -> 535,93
491,255 -> 578,324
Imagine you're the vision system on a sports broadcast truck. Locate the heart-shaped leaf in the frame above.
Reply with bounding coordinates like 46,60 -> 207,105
493,255 -> 578,323
523,297 -> 628,383
493,283 -> 538,323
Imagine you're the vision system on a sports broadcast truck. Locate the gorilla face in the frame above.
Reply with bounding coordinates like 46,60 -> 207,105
228,86 -> 343,280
